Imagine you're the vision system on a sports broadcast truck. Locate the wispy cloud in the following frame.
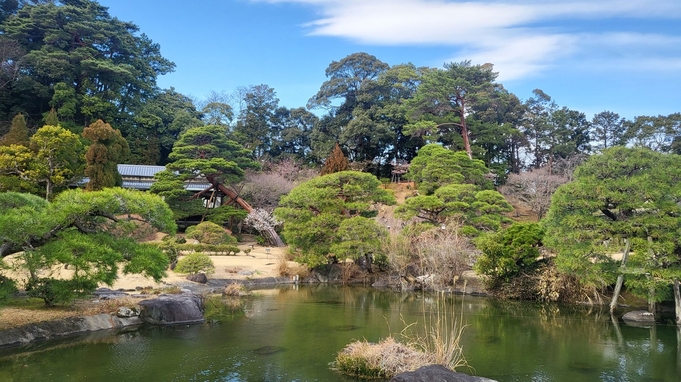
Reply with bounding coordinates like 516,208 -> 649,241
250,0 -> 681,81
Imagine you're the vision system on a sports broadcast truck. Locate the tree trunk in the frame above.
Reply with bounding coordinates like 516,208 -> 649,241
674,279 -> 681,325
610,238 -> 631,314
647,236 -> 656,313
459,100 -> 472,159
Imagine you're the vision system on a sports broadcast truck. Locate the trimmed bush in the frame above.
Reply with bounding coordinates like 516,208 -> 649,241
178,243 -> 240,255
185,221 -> 237,245
175,253 -> 215,276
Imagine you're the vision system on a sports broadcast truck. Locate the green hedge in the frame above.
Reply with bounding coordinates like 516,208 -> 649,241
178,243 -> 240,256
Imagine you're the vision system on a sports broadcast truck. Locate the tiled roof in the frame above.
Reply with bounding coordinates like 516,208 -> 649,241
117,164 -> 166,178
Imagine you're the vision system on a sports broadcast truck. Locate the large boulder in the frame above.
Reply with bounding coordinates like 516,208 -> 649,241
391,365 -> 497,382
138,294 -> 204,325
186,273 -> 208,284
622,310 -> 656,326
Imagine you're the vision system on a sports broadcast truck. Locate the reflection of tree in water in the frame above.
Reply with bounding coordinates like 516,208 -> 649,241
468,299 -> 680,381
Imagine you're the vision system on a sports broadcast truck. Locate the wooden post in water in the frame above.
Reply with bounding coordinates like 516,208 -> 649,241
610,238 -> 630,314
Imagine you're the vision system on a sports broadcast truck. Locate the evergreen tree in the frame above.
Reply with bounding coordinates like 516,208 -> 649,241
0,112 -> 28,146
43,108 -> 59,127
82,120 -> 129,191
321,143 -> 348,175
28,124 -> 85,200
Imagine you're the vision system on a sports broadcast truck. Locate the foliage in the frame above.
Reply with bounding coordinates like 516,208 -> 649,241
152,124 -> 258,219
129,88 -> 203,164
0,274 -> 16,304
232,84 -> 280,159
0,0 -> 174,134
321,142 -> 349,175
544,147 -> 681,301
407,144 -> 492,194
0,113 -> 28,146
185,221 -> 237,245
177,243 -> 240,256
329,216 -> 386,261
82,120 -> 129,191
396,184 -> 512,235
174,252 -> 215,276
29,124 -> 85,199
25,277 -> 96,307
275,171 -> 395,267
0,188 -> 175,305
406,61 -> 498,157
0,143 -> 37,193
474,222 -> 545,286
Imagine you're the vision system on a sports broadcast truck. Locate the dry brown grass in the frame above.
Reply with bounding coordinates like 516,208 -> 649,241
339,262 -> 362,285
276,253 -> 310,278
223,283 -> 245,297
400,294 -> 468,371
334,337 -> 435,379
0,295 -> 154,331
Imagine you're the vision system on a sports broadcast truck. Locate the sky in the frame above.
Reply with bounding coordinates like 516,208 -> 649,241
97,0 -> 681,120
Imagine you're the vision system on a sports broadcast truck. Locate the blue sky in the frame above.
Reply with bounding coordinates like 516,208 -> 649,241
98,0 -> 681,120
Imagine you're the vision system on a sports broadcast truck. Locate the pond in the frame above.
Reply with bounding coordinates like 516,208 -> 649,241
0,285 -> 679,381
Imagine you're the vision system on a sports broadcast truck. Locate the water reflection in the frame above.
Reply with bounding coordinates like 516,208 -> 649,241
0,286 -> 679,382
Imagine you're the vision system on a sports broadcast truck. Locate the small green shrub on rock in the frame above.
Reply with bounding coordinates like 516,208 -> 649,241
185,221 -> 237,245
175,253 -> 215,276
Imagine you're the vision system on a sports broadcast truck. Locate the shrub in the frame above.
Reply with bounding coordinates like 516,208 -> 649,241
185,221 -> 237,245
25,277 -> 97,306
414,224 -> 479,290
474,222 -> 544,288
178,243 -> 240,255
175,253 -> 215,276
0,275 -> 17,304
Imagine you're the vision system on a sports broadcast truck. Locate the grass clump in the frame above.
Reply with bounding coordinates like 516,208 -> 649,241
334,337 -> 434,379
334,293 -> 469,379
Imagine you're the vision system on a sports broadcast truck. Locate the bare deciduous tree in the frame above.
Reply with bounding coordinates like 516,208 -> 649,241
501,167 -> 568,220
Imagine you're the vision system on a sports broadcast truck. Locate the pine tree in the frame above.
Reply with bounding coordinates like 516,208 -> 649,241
0,113 -> 29,146
321,143 -> 348,175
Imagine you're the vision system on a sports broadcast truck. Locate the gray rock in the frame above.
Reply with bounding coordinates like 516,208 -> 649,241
622,310 -> 656,324
92,288 -> 129,300
138,294 -> 204,325
116,307 -> 139,318
0,314 -> 142,349
186,273 -> 208,283
391,365 -> 497,382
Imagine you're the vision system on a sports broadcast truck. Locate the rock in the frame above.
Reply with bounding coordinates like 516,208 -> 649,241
0,314 -> 142,349
138,294 -> 204,325
237,270 -> 255,276
186,273 -> 208,283
116,307 -> 139,318
92,288 -> 129,300
391,365 -> 497,382
622,310 -> 656,324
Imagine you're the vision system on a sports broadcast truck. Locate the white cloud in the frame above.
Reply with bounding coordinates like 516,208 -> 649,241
250,0 -> 681,80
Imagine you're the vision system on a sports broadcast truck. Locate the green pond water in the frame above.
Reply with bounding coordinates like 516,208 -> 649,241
1,285 -> 680,381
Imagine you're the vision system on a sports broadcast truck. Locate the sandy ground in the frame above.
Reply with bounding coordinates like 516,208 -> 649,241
2,242 -> 292,291
110,243 -> 290,290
